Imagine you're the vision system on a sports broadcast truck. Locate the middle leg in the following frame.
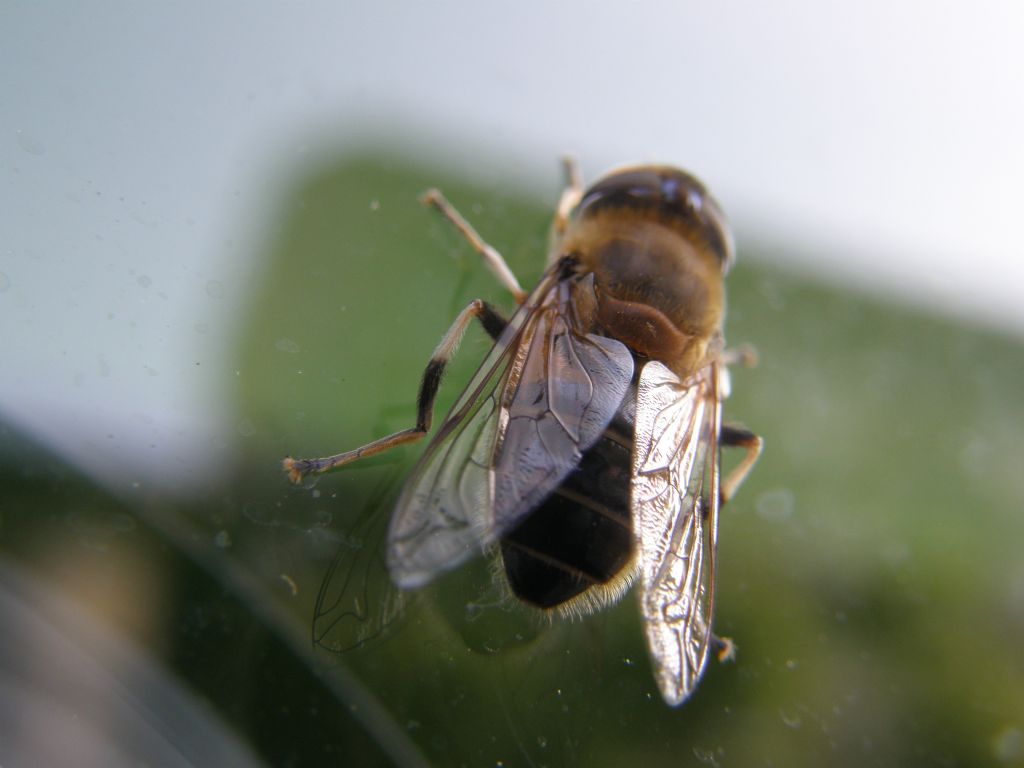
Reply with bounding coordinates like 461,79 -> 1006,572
283,298 -> 508,484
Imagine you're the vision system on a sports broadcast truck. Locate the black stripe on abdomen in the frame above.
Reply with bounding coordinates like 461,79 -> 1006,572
499,409 -> 635,609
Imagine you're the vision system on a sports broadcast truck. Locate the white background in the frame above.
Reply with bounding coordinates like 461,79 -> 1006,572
3,2 -> 1022,493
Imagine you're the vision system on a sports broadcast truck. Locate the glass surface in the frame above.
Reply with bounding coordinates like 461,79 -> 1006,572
3,150 -> 1023,766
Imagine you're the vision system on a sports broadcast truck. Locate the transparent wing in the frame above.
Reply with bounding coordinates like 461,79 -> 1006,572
490,279 -> 635,531
312,466 -> 409,653
388,272 -> 634,588
631,360 -> 722,706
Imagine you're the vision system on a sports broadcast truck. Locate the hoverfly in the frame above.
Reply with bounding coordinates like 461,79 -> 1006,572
284,160 -> 762,706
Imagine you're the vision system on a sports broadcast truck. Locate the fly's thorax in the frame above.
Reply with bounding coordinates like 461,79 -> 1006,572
563,216 -> 725,375
557,165 -> 734,375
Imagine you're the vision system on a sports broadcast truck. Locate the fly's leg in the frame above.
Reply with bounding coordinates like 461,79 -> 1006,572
420,188 -> 527,304
711,424 -> 759,665
719,425 -> 763,505
553,155 -> 584,239
283,299 -> 508,484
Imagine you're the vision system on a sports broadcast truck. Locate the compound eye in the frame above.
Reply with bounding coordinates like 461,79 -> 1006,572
576,168 -> 665,212
693,188 -> 735,273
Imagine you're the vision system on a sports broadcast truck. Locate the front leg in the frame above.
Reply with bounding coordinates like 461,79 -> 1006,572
552,155 -> 584,239
421,189 -> 527,304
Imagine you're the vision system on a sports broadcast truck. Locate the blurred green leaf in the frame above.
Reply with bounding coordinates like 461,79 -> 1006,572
235,151 -> 1024,767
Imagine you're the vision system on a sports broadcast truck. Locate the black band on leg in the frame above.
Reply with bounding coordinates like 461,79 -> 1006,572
478,301 -> 508,340
414,301 -> 508,431
416,359 -> 445,431
721,424 -> 758,447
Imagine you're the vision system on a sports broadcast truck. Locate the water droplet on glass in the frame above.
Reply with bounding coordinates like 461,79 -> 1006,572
137,275 -> 152,288
16,129 -> 46,155
756,488 -> 794,522
214,530 -> 231,548
692,747 -> 719,766
779,708 -> 802,729
279,573 -> 298,596
205,279 -> 224,298
275,337 -> 300,354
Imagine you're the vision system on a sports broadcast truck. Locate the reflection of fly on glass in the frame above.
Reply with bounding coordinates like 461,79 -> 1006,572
285,159 -> 762,706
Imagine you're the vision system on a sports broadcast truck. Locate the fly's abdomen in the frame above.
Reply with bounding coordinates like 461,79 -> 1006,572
499,405 -> 635,609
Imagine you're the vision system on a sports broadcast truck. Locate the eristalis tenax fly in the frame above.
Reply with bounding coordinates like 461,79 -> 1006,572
284,159 -> 762,706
